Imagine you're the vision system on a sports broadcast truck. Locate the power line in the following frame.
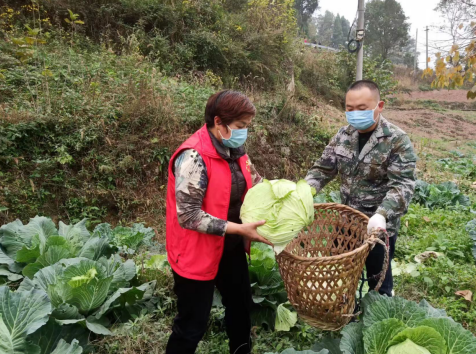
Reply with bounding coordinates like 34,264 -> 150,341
414,28 -> 418,79
425,26 -> 429,70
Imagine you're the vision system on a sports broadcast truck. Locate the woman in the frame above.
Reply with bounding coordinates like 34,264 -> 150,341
165,90 -> 271,354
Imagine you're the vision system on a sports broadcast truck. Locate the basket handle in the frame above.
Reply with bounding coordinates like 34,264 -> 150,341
365,228 -> 390,293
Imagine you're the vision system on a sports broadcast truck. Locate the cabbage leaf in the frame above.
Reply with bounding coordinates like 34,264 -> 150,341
275,303 -> 297,332
364,318 -> 406,354
241,179 -> 314,253
363,295 -> 428,329
419,318 -> 476,354
0,286 -> 52,354
387,326 -> 446,354
50,339 -> 83,354
387,339 -> 432,354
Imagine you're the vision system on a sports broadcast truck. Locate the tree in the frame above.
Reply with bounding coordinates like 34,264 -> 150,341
294,0 -> 319,35
341,15 -> 351,43
331,14 -> 344,48
315,10 -> 335,46
389,38 -> 419,68
307,16 -> 318,42
434,0 -> 475,51
425,0 -> 476,98
364,0 -> 410,61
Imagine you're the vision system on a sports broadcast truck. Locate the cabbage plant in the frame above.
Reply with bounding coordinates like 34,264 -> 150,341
241,179 -> 314,254
312,291 -> 476,354
466,219 -> 476,261
18,256 -> 156,335
0,286 -> 89,354
266,350 -> 328,354
0,216 -> 159,353
92,222 -> 155,255
248,244 -> 296,331
412,180 -> 470,210
0,216 -> 154,283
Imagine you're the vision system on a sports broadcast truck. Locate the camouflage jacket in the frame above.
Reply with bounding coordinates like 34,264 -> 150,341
305,116 -> 417,237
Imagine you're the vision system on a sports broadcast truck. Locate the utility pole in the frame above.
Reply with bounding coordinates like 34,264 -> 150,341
356,0 -> 365,81
425,26 -> 429,70
414,28 -> 418,79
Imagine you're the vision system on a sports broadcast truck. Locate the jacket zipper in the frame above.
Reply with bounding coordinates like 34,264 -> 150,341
231,160 -> 252,264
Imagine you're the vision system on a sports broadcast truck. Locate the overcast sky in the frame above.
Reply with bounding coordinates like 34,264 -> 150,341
316,0 -> 448,68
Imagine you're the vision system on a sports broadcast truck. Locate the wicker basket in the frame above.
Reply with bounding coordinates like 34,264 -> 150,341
276,203 -> 386,331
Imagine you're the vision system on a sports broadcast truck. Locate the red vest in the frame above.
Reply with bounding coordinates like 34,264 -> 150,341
166,125 -> 253,280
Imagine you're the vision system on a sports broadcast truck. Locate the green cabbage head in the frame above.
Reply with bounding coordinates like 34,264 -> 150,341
387,339 -> 432,354
240,179 -> 314,254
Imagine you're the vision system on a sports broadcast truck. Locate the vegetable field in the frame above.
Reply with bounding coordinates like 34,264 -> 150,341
2,151 -> 476,354
0,217 -> 161,353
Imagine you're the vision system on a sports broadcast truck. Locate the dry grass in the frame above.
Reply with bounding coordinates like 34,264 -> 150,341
94,315 -> 172,354
393,65 -> 419,92
0,109 -> 37,123
393,64 -> 433,93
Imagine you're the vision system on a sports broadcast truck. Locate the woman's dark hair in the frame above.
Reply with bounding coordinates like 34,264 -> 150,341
205,90 -> 256,128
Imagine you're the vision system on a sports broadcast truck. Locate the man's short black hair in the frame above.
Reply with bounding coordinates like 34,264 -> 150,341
346,80 -> 381,100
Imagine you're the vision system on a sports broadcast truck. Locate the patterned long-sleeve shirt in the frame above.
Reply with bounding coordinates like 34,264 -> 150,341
305,116 -> 417,238
174,149 -> 262,237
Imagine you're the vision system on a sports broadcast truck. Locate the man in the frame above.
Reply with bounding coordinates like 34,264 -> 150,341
305,80 -> 417,296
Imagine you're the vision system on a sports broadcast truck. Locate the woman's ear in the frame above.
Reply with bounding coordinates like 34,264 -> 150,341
214,116 -> 221,126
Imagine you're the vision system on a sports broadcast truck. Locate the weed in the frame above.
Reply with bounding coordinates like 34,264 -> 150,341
395,204 -> 476,333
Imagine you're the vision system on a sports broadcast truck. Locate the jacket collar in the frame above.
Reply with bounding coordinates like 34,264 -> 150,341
344,115 -> 392,161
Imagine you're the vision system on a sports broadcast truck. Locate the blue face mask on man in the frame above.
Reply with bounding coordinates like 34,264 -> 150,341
345,103 -> 379,130
219,125 -> 248,148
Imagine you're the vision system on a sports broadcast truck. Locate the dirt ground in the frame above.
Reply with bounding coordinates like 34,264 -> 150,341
385,90 -> 476,146
400,89 -> 470,103
384,109 -> 476,141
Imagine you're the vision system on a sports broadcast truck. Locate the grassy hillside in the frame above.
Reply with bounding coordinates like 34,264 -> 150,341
0,1 -> 360,230
0,33 -> 345,230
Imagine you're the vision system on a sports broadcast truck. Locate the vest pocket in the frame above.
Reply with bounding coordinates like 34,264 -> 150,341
176,230 -> 192,263
335,146 -> 355,176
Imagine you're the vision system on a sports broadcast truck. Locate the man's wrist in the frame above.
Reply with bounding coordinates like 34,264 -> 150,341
376,208 -> 388,221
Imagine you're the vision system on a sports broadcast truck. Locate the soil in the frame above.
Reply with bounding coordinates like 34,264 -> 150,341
401,89 -> 470,103
384,109 -> 476,141
385,90 -> 476,143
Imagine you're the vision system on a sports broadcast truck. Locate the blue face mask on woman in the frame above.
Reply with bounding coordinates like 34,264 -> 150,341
345,103 -> 379,130
219,125 -> 248,148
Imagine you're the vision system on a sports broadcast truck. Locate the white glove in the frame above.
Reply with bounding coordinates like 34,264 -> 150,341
367,213 -> 386,234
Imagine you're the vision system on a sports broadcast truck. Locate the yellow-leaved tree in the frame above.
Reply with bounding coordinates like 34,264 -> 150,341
423,0 -> 476,99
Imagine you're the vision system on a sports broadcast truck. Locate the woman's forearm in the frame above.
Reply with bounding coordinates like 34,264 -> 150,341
225,222 -> 242,235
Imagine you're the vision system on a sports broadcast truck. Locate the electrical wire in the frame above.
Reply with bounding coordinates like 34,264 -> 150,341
347,9 -> 360,53
347,10 -> 358,42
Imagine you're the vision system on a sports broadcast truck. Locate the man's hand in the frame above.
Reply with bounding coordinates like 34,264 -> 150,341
367,214 -> 386,234
226,221 -> 273,246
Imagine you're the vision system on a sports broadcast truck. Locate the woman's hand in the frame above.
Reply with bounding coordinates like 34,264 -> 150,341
226,221 -> 273,246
